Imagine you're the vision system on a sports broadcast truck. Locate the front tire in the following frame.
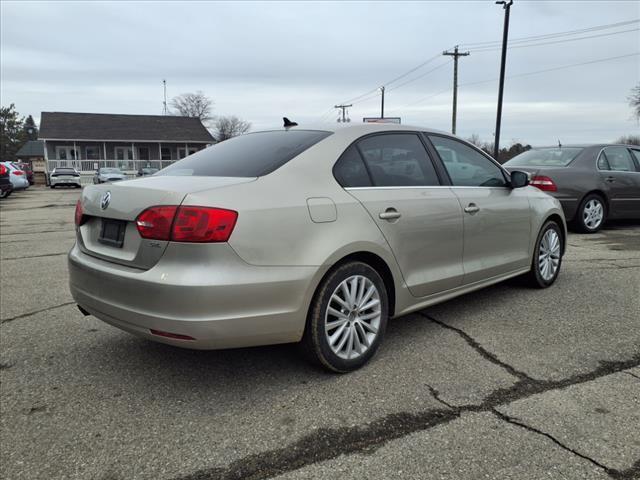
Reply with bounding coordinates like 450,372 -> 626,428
574,193 -> 606,233
301,261 -> 388,373
522,220 -> 563,288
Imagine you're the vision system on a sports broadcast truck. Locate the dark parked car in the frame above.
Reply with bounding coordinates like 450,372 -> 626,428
504,144 -> 640,232
137,167 -> 159,177
12,162 -> 34,185
0,163 -> 14,198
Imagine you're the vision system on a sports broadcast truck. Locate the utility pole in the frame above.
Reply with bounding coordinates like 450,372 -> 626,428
380,86 -> 385,118
494,0 -> 513,161
443,45 -> 469,135
334,104 -> 352,123
162,79 -> 168,115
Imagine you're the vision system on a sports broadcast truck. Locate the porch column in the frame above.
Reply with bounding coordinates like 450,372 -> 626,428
185,143 -> 188,158
103,142 -> 107,164
158,143 -> 162,161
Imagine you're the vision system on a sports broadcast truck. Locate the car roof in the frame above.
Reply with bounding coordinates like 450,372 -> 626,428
531,144 -> 637,149
259,122 -> 449,136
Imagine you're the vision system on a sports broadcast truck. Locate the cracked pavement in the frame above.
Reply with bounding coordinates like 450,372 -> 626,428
1,187 -> 639,480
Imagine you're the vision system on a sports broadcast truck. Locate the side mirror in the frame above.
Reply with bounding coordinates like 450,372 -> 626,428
510,170 -> 529,188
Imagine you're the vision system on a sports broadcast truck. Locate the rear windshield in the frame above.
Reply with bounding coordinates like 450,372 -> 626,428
157,130 -> 332,177
505,148 -> 583,167
55,168 -> 76,174
100,168 -> 122,174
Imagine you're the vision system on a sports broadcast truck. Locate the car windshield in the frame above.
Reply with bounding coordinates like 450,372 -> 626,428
505,148 -> 583,167
157,130 -> 332,177
100,168 -> 122,174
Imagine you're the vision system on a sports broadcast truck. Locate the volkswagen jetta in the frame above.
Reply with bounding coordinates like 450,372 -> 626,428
69,123 -> 566,372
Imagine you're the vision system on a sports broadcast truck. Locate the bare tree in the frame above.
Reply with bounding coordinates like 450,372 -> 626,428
170,91 -> 213,125
615,134 -> 640,146
628,83 -> 640,122
213,116 -> 251,142
466,133 -> 482,147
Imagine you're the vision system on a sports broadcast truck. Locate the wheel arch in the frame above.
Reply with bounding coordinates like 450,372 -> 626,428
544,213 -> 567,255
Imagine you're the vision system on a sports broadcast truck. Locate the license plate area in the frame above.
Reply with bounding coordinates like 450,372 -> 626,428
98,219 -> 126,248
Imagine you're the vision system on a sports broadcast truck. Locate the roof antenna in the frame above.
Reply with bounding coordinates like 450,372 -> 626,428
283,117 -> 298,128
558,139 -> 562,148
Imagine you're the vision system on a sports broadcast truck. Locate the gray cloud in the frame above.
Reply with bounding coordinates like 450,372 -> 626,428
1,0 -> 638,144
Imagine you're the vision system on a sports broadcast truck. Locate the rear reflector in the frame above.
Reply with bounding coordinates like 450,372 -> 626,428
150,329 -> 195,341
135,205 -> 238,243
530,175 -> 557,192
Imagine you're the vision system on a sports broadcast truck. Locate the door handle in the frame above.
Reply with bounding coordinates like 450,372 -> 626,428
464,203 -> 480,214
379,208 -> 401,220
606,176 -> 615,183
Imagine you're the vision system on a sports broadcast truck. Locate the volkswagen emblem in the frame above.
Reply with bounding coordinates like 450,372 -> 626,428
100,191 -> 111,210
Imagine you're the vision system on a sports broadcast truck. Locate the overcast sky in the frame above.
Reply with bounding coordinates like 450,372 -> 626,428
1,0 -> 639,145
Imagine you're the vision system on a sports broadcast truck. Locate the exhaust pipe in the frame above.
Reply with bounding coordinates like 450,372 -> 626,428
77,304 -> 91,316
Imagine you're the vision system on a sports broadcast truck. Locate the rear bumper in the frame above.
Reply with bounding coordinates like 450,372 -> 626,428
68,242 -> 322,349
50,177 -> 81,186
547,193 -> 579,222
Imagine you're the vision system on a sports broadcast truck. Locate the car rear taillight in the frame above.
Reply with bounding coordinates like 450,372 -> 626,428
530,175 -> 557,192
172,206 -> 237,242
135,205 -> 238,242
135,206 -> 178,240
74,200 -> 85,226
13,170 -> 24,176
0,165 -> 6,175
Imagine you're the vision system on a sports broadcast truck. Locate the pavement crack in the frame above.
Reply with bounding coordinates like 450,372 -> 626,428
491,409 -> 614,475
173,353 -> 640,480
623,371 -> 640,381
2,252 -> 67,260
419,312 -> 533,382
1,302 -> 76,324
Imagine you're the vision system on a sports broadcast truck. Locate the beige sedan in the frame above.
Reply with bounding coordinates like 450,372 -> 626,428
69,123 -> 566,372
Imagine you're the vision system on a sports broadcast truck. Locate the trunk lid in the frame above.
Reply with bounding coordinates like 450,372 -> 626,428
77,176 -> 255,269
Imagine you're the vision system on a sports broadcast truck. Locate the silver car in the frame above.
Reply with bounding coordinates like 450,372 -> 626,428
93,167 -> 127,184
69,123 -> 566,372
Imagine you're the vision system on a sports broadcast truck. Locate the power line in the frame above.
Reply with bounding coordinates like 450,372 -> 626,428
459,18 -> 639,48
470,27 -> 639,53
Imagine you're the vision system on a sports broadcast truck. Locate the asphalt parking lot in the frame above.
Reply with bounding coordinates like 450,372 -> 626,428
1,186 -> 639,480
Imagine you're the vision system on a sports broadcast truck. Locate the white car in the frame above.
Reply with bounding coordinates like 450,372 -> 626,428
50,167 -> 82,188
1,162 -> 29,190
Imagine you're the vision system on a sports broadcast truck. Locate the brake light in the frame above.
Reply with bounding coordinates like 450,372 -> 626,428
530,175 -> 557,192
74,200 -> 85,226
0,165 -> 6,175
13,170 -> 24,176
135,205 -> 238,242
172,206 -> 238,242
135,206 -> 178,240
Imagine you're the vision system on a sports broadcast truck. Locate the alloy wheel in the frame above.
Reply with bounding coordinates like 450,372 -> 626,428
324,275 -> 381,360
583,199 -> 603,230
538,228 -> 561,281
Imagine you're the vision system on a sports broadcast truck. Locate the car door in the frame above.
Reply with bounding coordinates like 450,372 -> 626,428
597,147 -> 640,219
425,134 -> 531,285
336,133 -> 464,298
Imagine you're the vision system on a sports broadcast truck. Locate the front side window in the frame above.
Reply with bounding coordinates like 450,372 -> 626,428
158,130 -> 331,177
599,147 -> 636,172
428,135 -> 507,187
333,145 -> 372,187
356,133 -> 439,187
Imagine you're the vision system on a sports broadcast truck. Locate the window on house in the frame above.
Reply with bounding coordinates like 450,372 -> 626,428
115,147 -> 133,161
138,147 -> 150,161
161,148 -> 172,160
86,146 -> 100,160
56,146 -> 80,161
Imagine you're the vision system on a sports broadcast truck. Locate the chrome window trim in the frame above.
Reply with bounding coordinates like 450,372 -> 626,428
345,185 -> 511,191
595,145 -> 640,173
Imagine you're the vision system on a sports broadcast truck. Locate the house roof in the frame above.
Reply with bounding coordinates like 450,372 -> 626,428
16,140 -> 45,157
38,112 -> 214,142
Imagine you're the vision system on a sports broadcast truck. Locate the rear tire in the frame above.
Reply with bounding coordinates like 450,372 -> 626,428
573,193 -> 606,233
522,220 -> 563,288
301,261 -> 388,373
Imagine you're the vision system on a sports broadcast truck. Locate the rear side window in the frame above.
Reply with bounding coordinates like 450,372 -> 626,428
158,130 -> 332,177
599,147 -> 636,172
333,145 -> 372,187
356,133 -> 440,187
